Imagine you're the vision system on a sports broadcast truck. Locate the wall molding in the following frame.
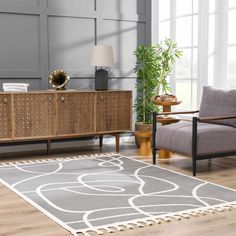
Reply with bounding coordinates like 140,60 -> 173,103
0,0 -> 151,90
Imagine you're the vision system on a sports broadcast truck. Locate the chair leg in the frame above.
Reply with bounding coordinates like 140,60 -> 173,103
152,112 -> 157,165
192,117 -> 198,176
152,148 -> 156,165
192,155 -> 197,176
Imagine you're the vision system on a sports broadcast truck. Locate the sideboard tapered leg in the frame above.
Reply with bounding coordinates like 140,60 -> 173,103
99,135 -> 103,148
115,134 -> 120,153
47,140 -> 51,155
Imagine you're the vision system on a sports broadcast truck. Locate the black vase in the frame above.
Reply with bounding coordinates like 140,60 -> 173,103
95,69 -> 108,91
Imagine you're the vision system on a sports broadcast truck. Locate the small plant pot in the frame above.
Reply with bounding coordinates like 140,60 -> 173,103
135,122 -> 152,148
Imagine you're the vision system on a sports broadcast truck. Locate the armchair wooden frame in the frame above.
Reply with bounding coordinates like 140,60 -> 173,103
152,111 -> 236,176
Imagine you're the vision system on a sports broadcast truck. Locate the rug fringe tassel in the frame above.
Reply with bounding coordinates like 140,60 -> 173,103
0,152 -> 119,167
74,202 -> 236,236
1,154 -> 236,236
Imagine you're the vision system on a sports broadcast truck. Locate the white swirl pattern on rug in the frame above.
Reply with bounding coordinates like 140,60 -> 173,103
0,153 -> 236,235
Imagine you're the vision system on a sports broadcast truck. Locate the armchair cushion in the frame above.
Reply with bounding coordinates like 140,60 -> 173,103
157,121 -> 236,156
199,86 -> 236,127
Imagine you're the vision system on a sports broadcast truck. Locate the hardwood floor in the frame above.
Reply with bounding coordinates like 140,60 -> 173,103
0,143 -> 236,236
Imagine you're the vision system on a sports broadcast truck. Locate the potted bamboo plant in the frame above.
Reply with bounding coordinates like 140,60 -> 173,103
152,38 -> 182,102
134,39 -> 182,147
134,45 -> 159,146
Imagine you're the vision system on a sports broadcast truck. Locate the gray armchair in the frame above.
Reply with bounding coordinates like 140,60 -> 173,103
152,86 -> 236,176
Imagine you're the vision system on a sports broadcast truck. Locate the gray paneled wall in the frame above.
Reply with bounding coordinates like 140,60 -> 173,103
0,0 -> 151,153
0,0 -> 151,92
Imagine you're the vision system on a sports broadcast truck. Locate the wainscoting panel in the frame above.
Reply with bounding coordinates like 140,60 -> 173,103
101,19 -> 146,77
0,13 -> 40,71
48,16 -> 95,76
67,78 -> 95,90
47,0 -> 95,12
0,0 -> 150,152
102,0 -> 145,15
0,0 -> 151,87
0,0 -> 39,7
0,78 -> 41,90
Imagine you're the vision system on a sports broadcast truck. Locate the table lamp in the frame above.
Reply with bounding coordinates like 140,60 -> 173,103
90,45 -> 114,91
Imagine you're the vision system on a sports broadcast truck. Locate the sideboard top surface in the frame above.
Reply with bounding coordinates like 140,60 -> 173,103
0,90 -> 132,95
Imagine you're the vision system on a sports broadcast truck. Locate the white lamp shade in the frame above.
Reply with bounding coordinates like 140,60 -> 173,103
90,45 -> 114,66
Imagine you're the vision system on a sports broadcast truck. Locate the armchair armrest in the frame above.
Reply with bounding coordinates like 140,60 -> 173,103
198,115 -> 236,122
157,110 -> 199,116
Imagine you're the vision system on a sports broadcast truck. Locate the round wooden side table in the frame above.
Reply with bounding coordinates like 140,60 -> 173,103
135,130 -> 152,156
151,99 -> 182,112
152,98 -> 182,159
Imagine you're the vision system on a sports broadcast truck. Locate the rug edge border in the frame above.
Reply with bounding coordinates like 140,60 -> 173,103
1,175 -> 236,236
73,200 -> 236,235
0,153 -> 117,168
1,152 -> 236,236
0,178 -> 77,235
121,154 -> 236,194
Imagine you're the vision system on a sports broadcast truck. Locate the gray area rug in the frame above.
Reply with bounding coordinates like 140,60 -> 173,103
0,153 -> 236,235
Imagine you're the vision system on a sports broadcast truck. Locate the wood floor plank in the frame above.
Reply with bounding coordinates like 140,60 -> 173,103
0,144 -> 236,236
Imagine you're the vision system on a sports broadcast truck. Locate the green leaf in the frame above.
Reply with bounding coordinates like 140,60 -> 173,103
134,39 -> 182,123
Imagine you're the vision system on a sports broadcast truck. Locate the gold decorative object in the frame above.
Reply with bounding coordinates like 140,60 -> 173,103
48,70 -> 70,90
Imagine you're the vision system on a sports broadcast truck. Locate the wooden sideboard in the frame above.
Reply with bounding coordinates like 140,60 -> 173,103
0,90 -> 132,153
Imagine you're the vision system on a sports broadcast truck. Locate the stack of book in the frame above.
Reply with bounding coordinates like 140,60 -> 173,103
3,83 -> 30,92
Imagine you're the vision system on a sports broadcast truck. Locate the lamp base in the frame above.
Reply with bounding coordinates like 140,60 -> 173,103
95,69 -> 108,91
